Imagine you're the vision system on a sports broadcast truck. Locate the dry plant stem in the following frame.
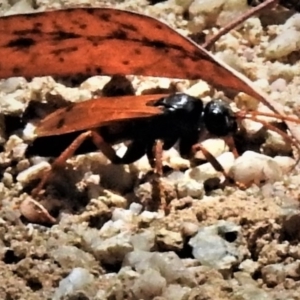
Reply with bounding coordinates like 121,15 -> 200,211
203,0 -> 278,50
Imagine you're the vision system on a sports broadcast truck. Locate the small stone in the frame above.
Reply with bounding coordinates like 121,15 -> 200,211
0,92 -> 25,115
261,264 -> 286,287
20,197 -> 56,225
273,156 -> 295,174
112,208 -> 134,223
5,135 -> 27,159
263,130 -> 292,156
239,259 -> 260,275
16,159 -> 31,173
168,155 -> 190,170
285,261 -> 300,279
162,284 -> 191,300
0,77 -> 26,93
181,222 -> 199,238
177,179 -> 204,199
189,221 -> 243,275
229,151 -> 282,186
2,172 -> 13,188
131,230 -> 155,251
156,228 -> 183,251
16,161 -> 51,185
186,80 -> 211,98
50,246 -> 96,269
235,92 -> 259,111
101,190 -> 128,208
189,0 -> 225,17
139,210 -> 159,224
129,202 -> 143,215
241,119 -> 263,135
234,272 -> 273,300
265,14 -> 300,59
53,268 -> 94,300
124,251 -> 197,287
80,75 -> 110,93
131,269 -> 167,300
22,123 -> 37,141
270,78 -> 287,92
83,231 -> 133,265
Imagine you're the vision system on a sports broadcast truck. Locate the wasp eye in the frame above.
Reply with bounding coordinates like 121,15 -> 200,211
203,100 -> 237,136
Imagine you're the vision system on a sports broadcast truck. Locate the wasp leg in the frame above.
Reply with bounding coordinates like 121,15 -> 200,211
192,143 -> 246,189
145,140 -> 169,214
32,130 -> 93,196
32,130 -> 148,196
146,140 -> 164,175
91,131 -> 147,164
223,135 -> 239,158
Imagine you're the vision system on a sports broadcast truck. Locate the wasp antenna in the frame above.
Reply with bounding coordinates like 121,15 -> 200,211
241,111 -> 300,125
241,115 -> 300,168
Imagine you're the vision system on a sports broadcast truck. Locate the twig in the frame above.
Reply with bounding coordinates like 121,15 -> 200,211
202,0 -> 278,50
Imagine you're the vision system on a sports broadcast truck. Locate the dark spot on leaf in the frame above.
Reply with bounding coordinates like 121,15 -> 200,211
13,28 -> 41,35
95,67 -> 102,74
12,67 -> 22,74
86,8 -> 95,15
52,31 -> 81,41
79,24 -> 87,30
56,118 -> 65,129
51,46 -> 78,56
110,29 -> 128,40
193,50 -> 207,60
35,22 -> 43,28
175,59 -> 184,69
145,39 -> 167,49
59,57 -> 65,63
100,13 -> 110,22
122,60 -> 129,65
134,48 -> 141,55
14,28 -> 42,35
7,37 -> 35,49
122,23 -> 137,32
155,24 -> 163,30
87,36 -> 102,46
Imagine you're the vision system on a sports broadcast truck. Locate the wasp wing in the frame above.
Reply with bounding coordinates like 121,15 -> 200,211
35,94 -> 166,137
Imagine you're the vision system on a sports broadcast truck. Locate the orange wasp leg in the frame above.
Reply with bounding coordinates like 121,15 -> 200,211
153,140 -> 164,176
153,140 -> 168,213
223,135 -> 239,158
192,143 -> 230,177
192,141 -> 246,188
145,140 -> 168,213
32,130 -> 123,197
240,114 -> 300,167
32,131 -> 92,196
